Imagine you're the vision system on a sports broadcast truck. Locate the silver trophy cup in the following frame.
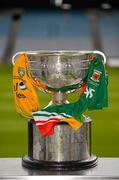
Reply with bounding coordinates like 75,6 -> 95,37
12,51 -> 106,170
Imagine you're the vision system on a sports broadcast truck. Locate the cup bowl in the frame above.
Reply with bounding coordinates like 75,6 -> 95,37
12,50 -> 106,91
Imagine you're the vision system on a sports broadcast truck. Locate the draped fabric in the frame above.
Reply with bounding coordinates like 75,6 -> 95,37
13,54 -> 40,118
13,54 -> 108,136
32,111 -> 82,136
40,58 -> 108,121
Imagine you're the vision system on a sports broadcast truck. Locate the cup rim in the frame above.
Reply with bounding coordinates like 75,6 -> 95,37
12,50 -> 106,65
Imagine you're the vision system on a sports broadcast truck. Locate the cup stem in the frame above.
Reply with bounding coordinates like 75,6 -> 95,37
52,91 -> 68,105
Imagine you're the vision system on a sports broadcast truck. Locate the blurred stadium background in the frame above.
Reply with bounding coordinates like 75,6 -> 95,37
0,0 -> 119,157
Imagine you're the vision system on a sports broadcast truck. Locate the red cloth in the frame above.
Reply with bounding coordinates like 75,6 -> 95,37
35,118 -> 60,136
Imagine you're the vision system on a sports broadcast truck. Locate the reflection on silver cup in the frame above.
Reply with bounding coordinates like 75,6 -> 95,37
27,52 -> 89,90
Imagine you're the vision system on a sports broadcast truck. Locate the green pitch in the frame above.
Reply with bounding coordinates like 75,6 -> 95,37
0,65 -> 119,157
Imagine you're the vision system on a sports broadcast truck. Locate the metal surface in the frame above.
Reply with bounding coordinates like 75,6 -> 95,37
12,51 -> 106,91
31,120 -> 91,162
28,51 -> 89,89
0,158 -> 119,178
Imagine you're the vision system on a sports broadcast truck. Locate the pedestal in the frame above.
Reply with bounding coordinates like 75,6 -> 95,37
22,117 -> 97,170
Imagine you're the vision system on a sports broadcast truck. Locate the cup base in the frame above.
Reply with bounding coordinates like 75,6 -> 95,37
22,155 -> 97,171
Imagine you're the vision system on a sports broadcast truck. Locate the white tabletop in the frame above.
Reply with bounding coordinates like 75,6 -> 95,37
0,158 -> 119,179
